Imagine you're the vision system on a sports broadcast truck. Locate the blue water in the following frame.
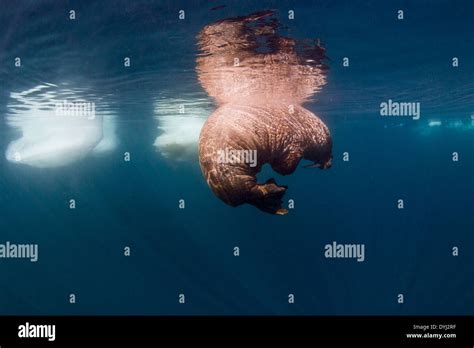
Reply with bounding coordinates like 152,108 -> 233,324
0,0 -> 473,315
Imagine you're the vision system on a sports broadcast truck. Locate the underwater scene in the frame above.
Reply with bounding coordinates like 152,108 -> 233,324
0,0 -> 473,315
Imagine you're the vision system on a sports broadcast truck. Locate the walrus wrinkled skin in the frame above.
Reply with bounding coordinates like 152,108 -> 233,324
197,11 -> 332,215
199,103 -> 332,214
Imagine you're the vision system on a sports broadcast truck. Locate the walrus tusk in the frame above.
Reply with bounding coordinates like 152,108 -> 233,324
304,157 -> 332,169
304,163 -> 322,169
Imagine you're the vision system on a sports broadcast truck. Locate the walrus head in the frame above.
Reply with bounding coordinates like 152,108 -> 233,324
303,139 -> 333,170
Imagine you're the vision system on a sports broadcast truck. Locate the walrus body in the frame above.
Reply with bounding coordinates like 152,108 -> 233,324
199,103 -> 332,214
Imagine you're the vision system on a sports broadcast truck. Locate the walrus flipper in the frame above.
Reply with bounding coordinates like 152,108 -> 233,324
249,178 -> 288,215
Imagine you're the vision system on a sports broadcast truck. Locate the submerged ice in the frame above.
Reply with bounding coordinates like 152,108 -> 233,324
5,84 -> 117,168
153,97 -> 211,162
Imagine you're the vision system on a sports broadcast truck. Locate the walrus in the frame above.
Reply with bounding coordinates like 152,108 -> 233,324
196,10 -> 332,215
196,11 -> 328,105
199,103 -> 332,214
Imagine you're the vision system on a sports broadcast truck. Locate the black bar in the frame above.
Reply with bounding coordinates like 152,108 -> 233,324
0,316 -> 472,345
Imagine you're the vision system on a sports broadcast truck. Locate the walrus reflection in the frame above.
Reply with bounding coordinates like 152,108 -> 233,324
197,11 -> 332,215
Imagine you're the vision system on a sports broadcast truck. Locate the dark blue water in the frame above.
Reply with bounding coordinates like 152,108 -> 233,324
0,0 -> 473,315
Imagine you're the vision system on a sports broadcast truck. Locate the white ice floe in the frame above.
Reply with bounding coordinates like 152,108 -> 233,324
428,120 -> 442,127
5,84 -> 116,168
153,97 -> 211,162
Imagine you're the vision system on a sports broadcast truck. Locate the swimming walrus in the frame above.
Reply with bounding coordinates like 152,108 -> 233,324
196,10 -> 332,215
199,103 -> 332,215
